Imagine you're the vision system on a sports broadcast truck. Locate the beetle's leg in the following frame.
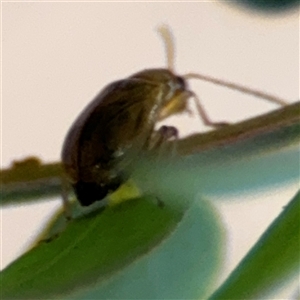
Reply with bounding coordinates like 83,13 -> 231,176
37,178 -> 71,244
148,125 -> 178,208
158,125 -> 179,157
149,125 -> 179,157
157,125 -> 179,143
61,176 -> 73,221
189,91 -> 229,128
150,125 -> 178,148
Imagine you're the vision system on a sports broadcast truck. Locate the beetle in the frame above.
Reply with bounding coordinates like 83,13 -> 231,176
61,68 -> 192,206
61,26 -> 287,207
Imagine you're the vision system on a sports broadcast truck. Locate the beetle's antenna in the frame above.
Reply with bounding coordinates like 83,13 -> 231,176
184,72 -> 288,106
157,25 -> 175,72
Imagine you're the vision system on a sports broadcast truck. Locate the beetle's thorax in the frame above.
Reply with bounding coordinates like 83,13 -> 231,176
131,68 -> 191,121
131,68 -> 187,100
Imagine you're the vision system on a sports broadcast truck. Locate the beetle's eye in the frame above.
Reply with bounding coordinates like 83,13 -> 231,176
176,76 -> 186,90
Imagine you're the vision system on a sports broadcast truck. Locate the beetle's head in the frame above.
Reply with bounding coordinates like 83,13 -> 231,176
131,68 -> 191,120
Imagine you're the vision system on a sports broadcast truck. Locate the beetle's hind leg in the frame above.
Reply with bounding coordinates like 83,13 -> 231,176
61,176 -> 73,221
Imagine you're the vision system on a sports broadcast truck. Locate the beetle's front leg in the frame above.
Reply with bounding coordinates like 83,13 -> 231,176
147,125 -> 179,208
149,125 -> 179,156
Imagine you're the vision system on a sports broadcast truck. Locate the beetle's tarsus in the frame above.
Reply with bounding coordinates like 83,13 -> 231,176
208,121 -> 230,128
61,177 -> 73,220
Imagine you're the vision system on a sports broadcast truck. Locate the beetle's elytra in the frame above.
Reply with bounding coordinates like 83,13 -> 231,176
62,26 -> 286,207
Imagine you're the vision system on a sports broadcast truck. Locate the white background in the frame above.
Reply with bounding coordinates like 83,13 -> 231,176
1,1 -> 299,298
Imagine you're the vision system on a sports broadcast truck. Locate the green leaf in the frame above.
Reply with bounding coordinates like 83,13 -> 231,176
210,190 -> 300,299
1,194 -> 225,299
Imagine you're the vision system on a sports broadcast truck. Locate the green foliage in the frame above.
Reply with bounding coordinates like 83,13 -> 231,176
1,103 -> 299,299
210,190 -> 300,299
1,195 -> 224,299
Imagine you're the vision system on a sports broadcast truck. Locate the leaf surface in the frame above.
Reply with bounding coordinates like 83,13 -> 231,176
210,190 -> 300,299
1,194 -> 224,299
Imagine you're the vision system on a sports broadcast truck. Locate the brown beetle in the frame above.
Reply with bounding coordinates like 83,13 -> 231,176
61,68 -> 192,206
62,26 -> 287,207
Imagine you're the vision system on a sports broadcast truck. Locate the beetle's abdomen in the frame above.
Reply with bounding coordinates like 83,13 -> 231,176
62,78 -> 162,205
73,181 -> 109,206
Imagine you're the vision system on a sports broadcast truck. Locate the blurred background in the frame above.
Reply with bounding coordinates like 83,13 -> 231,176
2,1 -> 299,298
